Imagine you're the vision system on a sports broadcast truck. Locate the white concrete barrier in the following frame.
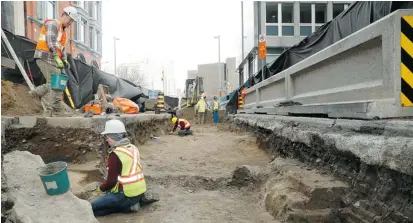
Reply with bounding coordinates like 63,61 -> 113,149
241,10 -> 413,119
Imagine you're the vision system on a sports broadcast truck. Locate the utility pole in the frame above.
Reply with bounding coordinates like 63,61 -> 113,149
113,36 -> 120,76
214,35 -> 221,97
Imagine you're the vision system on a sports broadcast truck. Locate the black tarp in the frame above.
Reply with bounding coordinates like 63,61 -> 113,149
1,29 -> 145,109
226,1 -> 413,113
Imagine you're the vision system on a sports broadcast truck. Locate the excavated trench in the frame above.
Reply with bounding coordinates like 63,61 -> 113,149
2,116 -> 412,223
229,120 -> 413,223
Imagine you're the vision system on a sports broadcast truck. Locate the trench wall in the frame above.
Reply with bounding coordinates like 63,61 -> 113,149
231,114 -> 413,222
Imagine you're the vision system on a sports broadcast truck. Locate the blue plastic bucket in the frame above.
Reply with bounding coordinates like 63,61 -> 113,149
37,161 -> 70,196
50,74 -> 68,91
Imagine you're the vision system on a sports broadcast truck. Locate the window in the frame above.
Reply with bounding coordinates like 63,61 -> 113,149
281,3 -> 293,23
97,3 -> 102,23
300,26 -> 312,36
333,3 -> 349,18
82,1 -> 87,9
300,3 -> 311,23
315,4 -> 327,24
89,27 -> 93,48
80,18 -> 87,43
37,1 -> 56,20
93,2 -> 98,20
73,20 -> 78,40
266,26 -> 278,36
266,2 -> 278,23
282,26 -> 294,36
93,29 -> 98,50
96,30 -> 101,52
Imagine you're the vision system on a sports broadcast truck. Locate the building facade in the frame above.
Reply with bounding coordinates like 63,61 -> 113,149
239,1 -> 351,85
1,1 -> 102,69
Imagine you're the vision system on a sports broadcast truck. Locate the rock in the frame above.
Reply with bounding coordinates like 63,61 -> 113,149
230,165 -> 262,187
3,151 -> 99,223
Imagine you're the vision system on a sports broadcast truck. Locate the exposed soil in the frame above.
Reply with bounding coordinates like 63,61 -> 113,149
68,124 -> 277,223
1,80 -> 42,116
3,119 -> 103,163
232,121 -> 413,222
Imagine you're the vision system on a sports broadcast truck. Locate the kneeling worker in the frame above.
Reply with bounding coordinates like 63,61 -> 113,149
92,119 -> 147,216
169,117 -> 192,136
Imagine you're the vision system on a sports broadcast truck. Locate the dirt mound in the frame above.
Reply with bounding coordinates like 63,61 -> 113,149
1,80 -> 42,116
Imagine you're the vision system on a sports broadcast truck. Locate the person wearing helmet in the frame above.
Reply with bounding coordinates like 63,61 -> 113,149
212,96 -> 220,123
30,6 -> 77,116
196,93 -> 208,124
169,116 -> 192,136
91,119 -> 157,216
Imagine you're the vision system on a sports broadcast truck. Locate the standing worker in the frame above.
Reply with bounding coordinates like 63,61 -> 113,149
169,117 -> 192,136
196,93 -> 207,124
212,96 -> 220,123
29,6 -> 77,116
92,119 -> 154,216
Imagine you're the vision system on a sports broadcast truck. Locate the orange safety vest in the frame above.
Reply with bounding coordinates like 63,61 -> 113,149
178,119 -> 191,129
35,19 -> 67,59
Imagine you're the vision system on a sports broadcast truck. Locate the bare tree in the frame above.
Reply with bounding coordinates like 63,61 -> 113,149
116,64 -> 148,86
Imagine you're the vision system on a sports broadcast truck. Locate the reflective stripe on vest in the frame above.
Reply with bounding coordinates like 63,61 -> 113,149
111,144 -> 146,197
179,119 -> 190,129
35,19 -> 67,59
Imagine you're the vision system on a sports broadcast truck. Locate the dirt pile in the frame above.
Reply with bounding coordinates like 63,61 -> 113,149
1,80 -> 42,116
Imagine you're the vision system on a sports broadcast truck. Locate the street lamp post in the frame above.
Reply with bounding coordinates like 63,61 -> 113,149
114,36 -> 120,76
214,35 -> 221,97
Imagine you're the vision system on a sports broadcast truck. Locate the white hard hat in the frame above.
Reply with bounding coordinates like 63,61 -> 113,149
63,6 -> 78,20
101,119 -> 126,135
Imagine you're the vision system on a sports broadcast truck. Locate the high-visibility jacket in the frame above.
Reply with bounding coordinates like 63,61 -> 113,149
35,19 -> 67,59
173,118 -> 190,131
196,98 -> 207,113
213,100 -> 220,111
110,144 -> 147,197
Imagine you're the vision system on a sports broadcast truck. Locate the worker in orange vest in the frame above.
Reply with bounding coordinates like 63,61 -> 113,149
29,6 -> 77,116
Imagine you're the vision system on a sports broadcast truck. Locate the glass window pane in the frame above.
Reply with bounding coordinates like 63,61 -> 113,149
73,20 -> 78,40
266,25 -> 278,36
97,31 -> 101,52
80,18 -> 87,42
93,29 -> 98,50
282,3 -> 293,23
37,2 -> 43,20
300,26 -> 312,36
333,4 -> 345,18
315,4 -> 327,23
46,2 -> 55,19
266,2 -> 278,23
300,3 -> 311,23
94,3 -> 98,20
89,27 -> 93,48
282,26 -> 294,36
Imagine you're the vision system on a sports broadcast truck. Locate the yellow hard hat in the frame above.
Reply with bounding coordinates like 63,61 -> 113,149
172,117 -> 178,124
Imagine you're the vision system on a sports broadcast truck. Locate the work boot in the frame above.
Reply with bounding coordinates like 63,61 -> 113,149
129,202 -> 140,212
140,192 -> 160,205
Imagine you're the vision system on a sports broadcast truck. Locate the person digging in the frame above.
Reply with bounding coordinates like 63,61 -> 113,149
91,119 -> 159,216
169,116 -> 193,136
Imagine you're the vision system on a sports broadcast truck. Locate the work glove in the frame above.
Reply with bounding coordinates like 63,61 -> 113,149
53,55 -> 64,68
63,60 -> 70,70
95,184 -> 104,194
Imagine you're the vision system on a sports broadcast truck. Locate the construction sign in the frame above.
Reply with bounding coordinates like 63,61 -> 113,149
401,16 -> 413,107
259,34 -> 266,60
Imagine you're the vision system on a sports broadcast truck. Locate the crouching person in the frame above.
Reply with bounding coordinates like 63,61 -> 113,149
169,117 -> 192,136
92,119 -> 147,216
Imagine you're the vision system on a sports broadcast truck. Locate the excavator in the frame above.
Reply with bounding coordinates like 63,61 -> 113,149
179,76 -> 204,108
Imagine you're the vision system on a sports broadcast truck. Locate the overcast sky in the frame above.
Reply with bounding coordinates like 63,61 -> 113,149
101,0 -> 242,91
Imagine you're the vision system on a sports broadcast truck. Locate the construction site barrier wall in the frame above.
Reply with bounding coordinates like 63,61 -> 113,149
241,10 -> 413,119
